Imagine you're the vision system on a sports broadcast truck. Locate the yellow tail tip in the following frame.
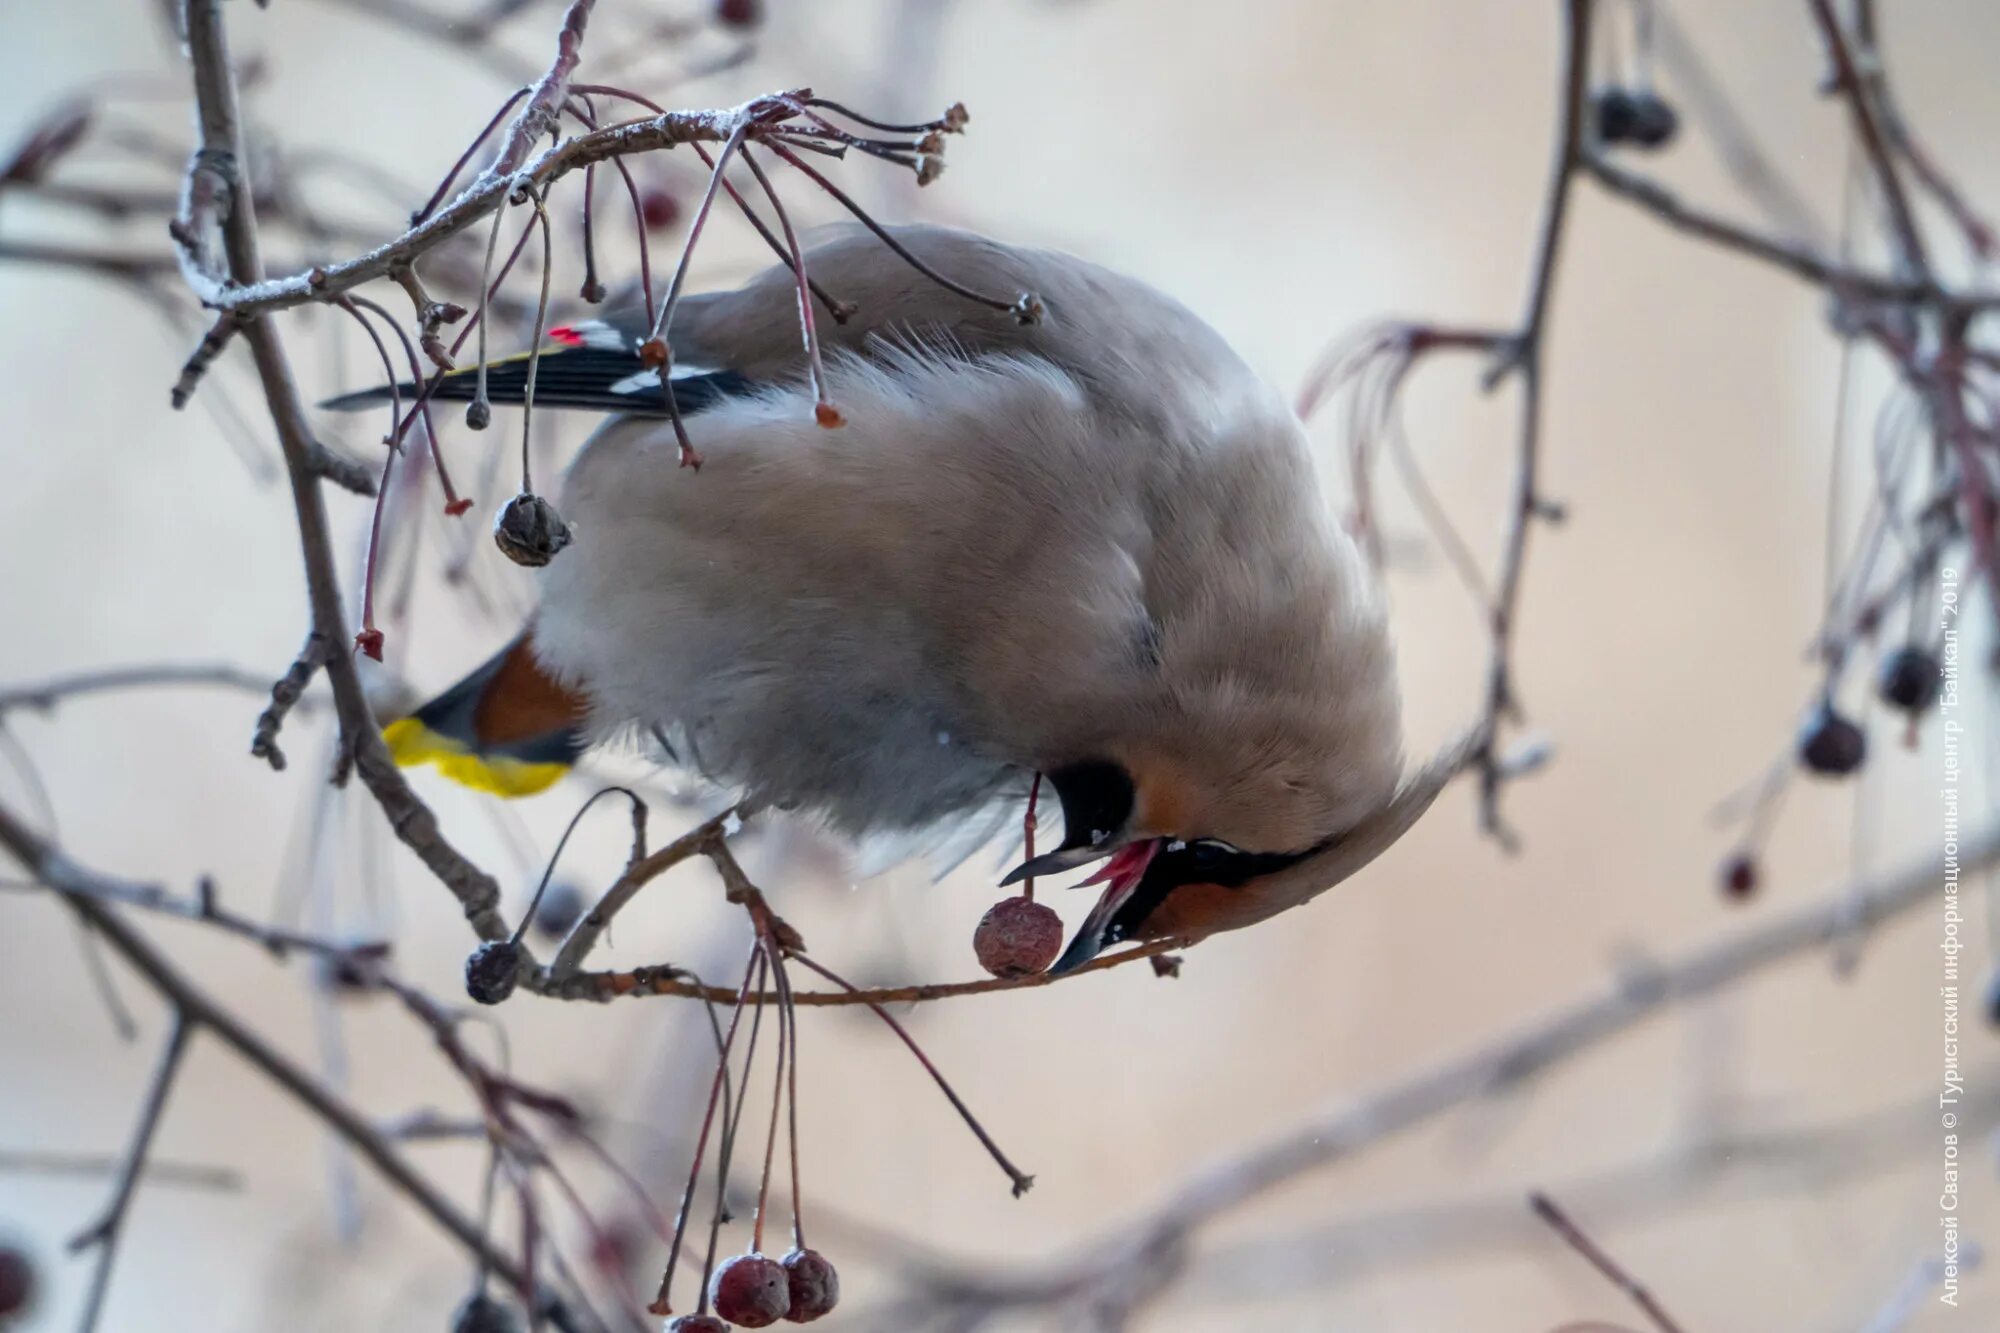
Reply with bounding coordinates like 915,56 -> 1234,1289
381,717 -> 569,798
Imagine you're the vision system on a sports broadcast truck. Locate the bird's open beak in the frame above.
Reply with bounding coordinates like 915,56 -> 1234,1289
1000,837 -> 1125,886
1048,838 -> 1161,975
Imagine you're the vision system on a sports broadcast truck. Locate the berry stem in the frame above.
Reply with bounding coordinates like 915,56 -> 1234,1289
737,145 -> 837,425
752,941 -> 788,1254
517,188 -> 554,494
771,950 -> 806,1251
643,117 -> 750,348
1022,772 -> 1042,902
516,786 -> 645,948
650,943 -> 759,1317
786,953 -> 1034,1197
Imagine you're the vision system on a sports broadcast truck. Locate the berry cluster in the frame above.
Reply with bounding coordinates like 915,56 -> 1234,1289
1720,643 -> 1945,903
648,938 -> 842,1329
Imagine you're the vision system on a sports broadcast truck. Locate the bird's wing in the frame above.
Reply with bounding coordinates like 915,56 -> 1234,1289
660,223 -> 1259,428
322,224 -> 1257,431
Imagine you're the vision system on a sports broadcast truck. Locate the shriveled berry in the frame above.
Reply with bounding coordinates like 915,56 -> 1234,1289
494,492 -> 572,567
452,1291 -> 521,1333
974,896 -> 1064,978
715,0 -> 762,28
1719,853 -> 1758,902
640,189 -> 683,231
465,940 -> 523,1005
0,1246 -> 36,1317
667,1317 -> 730,1333
782,1247 -> 839,1322
1797,705 -> 1867,777
465,398 -> 493,431
710,1253 -> 789,1328
1878,646 -> 1940,713
1591,86 -> 1640,142
1624,90 -> 1680,149
532,882 -> 588,941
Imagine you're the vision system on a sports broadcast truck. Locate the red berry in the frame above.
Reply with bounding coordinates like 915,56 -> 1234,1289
667,1317 -> 730,1333
781,1248 -> 840,1322
710,1253 -> 789,1328
640,189 -> 683,232
0,1246 -> 35,1317
974,896 -> 1064,978
1720,854 -> 1758,901
715,0 -> 762,28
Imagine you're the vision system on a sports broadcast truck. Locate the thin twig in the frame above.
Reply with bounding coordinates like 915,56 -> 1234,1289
70,1013 -> 192,1333
0,797 -> 531,1294
1529,1192 -> 1686,1333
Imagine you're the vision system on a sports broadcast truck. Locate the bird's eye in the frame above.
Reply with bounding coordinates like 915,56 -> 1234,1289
1187,838 -> 1239,866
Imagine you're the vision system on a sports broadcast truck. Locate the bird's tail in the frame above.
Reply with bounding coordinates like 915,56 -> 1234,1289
382,633 -> 587,798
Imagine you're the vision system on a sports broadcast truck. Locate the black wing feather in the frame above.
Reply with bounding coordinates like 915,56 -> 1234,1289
319,345 -> 758,418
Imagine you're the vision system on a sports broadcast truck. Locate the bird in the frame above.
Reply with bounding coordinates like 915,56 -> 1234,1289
331,223 -> 1463,974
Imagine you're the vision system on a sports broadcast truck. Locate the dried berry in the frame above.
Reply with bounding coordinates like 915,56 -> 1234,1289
715,0 -> 762,28
1591,86 -> 1640,142
1878,646 -> 1940,713
465,398 -> 492,431
494,492 -> 572,567
974,896 -> 1064,978
464,940 -> 523,1005
1719,853 -> 1758,902
813,402 -> 845,429
667,1317 -> 730,1333
1624,90 -> 1680,149
0,1246 -> 35,1318
1797,704 -> 1867,777
710,1253 -> 789,1328
532,882 -> 588,941
452,1291 -> 521,1333
640,189 -> 683,232
782,1247 -> 840,1323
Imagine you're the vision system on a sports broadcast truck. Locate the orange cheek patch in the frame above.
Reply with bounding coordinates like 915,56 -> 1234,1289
1142,881 -> 1243,939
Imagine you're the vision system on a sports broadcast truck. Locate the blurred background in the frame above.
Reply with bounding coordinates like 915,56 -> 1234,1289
2,1 -> 1997,1328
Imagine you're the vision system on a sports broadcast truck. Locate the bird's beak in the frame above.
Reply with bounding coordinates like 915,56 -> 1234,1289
1048,838 -> 1161,975
999,836 -> 1126,886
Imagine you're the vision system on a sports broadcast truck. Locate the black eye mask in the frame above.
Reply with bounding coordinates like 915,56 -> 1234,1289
1100,834 -> 1337,945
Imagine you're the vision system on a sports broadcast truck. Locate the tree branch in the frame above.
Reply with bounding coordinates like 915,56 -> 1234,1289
0,798 -> 530,1299
933,818 -> 2000,1324
70,1013 -> 191,1333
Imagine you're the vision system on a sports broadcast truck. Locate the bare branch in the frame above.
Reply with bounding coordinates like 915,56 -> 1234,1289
70,1014 -> 192,1333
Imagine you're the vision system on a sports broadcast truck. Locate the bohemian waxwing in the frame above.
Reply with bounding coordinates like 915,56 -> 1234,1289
333,223 -> 1466,973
